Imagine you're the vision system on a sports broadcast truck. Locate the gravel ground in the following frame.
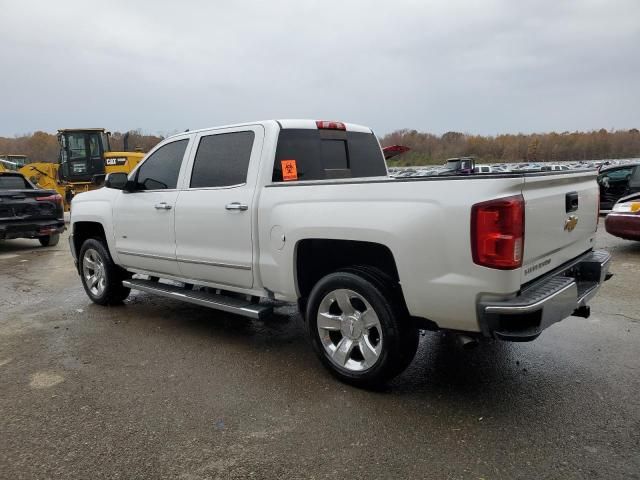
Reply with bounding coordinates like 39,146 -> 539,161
0,223 -> 638,479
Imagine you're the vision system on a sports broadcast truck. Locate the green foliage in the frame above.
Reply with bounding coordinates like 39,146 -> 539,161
0,130 -> 163,163
3,127 -> 639,166
0,131 -> 59,163
382,128 -> 640,166
109,130 -> 164,153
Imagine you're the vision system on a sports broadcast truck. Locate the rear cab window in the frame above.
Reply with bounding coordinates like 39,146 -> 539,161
272,127 -> 387,182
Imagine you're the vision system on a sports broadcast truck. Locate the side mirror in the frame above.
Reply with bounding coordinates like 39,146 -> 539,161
104,172 -> 129,190
92,174 -> 106,186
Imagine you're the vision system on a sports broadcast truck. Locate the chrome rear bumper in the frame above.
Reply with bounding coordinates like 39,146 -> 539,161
478,250 -> 612,341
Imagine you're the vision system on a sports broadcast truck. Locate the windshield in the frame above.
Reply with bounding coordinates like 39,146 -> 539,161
67,133 -> 88,160
0,175 -> 30,189
89,135 -> 100,157
446,160 -> 459,169
102,133 -> 111,152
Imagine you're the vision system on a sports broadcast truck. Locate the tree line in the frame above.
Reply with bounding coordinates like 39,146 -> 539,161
0,130 -> 164,163
381,128 -> 640,165
2,127 -> 639,166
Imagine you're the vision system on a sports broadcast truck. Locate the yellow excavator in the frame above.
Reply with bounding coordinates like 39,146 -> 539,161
19,129 -> 145,209
0,154 -> 29,172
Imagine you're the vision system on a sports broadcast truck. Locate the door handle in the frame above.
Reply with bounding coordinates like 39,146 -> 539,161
565,192 -> 579,213
225,202 -> 248,211
154,202 -> 172,210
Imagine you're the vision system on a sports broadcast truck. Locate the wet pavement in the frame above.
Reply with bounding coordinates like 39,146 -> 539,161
0,224 -> 638,479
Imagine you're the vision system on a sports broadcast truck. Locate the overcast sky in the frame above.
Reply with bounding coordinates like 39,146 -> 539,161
1,0 -> 638,137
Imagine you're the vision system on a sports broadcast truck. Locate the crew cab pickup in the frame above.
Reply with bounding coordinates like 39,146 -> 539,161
0,172 -> 64,246
69,119 -> 611,387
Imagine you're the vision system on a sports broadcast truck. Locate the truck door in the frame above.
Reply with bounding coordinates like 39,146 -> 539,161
113,137 -> 192,276
174,125 -> 264,288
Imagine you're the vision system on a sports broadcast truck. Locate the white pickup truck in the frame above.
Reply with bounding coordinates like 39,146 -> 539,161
69,119 -> 611,387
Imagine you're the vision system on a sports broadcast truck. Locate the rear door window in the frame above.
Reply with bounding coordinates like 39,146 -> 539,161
273,129 -> 386,182
190,131 -> 255,188
136,139 -> 189,190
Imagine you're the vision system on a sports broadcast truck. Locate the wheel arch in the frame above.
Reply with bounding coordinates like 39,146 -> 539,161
294,238 -> 402,301
72,221 -> 108,257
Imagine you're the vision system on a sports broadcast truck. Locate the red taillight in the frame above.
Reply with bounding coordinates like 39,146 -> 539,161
316,120 -> 346,130
36,194 -> 63,205
471,195 -> 525,270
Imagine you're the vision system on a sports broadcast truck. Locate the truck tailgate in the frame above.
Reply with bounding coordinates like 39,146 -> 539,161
521,171 -> 599,284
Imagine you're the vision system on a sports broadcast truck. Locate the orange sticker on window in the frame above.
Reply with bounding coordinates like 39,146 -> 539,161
281,159 -> 298,181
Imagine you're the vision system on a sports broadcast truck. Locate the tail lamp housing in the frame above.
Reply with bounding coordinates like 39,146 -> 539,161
36,193 -> 63,205
471,195 -> 525,270
315,120 -> 346,130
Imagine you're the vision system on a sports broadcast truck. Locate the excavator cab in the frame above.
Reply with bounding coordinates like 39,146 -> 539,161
58,129 -> 111,183
17,128 -> 145,210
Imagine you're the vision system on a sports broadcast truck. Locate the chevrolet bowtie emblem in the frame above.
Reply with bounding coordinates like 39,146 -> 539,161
564,215 -> 579,232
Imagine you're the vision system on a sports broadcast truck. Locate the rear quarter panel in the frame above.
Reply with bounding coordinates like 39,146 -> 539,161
258,176 -> 525,332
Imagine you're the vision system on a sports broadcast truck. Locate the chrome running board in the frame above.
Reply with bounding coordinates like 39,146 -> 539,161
122,279 -> 272,320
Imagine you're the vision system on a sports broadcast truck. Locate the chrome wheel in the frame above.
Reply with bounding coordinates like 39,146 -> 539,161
316,289 -> 383,372
82,248 -> 106,297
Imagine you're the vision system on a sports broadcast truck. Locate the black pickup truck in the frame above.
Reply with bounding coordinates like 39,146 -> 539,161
0,172 -> 65,246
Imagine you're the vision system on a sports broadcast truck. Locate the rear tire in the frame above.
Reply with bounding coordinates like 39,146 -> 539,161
39,233 -> 60,247
306,270 -> 419,388
79,238 -> 131,305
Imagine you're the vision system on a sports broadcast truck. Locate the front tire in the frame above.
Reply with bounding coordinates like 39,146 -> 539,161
39,233 -> 60,247
306,270 -> 419,388
79,238 -> 131,305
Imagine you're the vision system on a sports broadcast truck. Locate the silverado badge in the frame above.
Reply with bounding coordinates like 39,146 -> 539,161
564,215 -> 579,232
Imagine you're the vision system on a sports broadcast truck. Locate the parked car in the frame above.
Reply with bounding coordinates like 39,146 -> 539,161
542,164 -> 571,172
69,119 -> 610,387
598,161 -> 640,210
605,193 -> 640,241
442,157 -> 475,174
513,163 -> 542,172
0,172 -> 65,246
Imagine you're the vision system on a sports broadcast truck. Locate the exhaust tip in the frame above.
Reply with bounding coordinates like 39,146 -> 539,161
572,305 -> 591,319
456,334 -> 479,350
